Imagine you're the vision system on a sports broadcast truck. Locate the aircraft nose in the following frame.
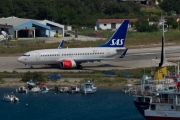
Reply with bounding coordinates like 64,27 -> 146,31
17,56 -> 24,63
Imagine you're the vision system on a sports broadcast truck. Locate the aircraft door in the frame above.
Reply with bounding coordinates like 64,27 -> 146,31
106,49 -> 110,56
35,52 -> 40,60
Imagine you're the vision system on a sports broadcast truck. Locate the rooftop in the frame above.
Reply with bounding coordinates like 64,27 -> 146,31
97,19 -> 138,23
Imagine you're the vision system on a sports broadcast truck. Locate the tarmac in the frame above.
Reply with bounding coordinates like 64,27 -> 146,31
0,46 -> 179,72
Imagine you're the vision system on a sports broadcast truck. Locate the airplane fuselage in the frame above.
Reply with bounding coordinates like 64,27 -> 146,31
18,47 -> 123,65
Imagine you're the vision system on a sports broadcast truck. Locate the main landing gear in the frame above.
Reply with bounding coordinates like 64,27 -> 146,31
77,65 -> 82,69
30,66 -> 33,69
25,64 -> 33,69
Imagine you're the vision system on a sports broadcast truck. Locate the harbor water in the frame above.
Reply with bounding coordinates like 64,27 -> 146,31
0,88 -> 145,120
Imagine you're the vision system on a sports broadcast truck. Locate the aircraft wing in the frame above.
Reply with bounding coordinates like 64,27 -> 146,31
119,48 -> 128,58
74,58 -> 115,63
59,58 -> 115,63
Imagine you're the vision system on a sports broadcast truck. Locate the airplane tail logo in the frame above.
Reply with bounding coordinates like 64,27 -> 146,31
99,20 -> 129,47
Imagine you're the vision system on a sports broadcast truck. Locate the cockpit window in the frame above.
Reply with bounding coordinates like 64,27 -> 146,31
23,54 -> 30,57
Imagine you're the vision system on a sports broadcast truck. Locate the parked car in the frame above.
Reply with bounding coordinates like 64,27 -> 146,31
54,33 -> 62,38
47,74 -> 61,80
64,32 -> 71,37
104,71 -> 116,76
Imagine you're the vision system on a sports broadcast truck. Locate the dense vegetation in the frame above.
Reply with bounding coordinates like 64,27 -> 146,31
0,0 -> 179,28
0,0 -> 141,27
159,0 -> 180,14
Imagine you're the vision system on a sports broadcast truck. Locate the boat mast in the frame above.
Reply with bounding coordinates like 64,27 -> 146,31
159,17 -> 166,67
153,17 -> 168,81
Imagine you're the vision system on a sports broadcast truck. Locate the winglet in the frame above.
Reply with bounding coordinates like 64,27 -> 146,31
58,40 -> 64,49
119,48 -> 128,58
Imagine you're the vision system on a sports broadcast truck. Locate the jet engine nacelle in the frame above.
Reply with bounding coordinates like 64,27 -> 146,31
60,60 -> 76,68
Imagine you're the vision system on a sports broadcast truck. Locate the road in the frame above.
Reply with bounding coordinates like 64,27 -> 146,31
0,46 -> 180,72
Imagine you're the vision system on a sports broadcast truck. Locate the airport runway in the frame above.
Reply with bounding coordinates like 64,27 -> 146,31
0,46 -> 180,72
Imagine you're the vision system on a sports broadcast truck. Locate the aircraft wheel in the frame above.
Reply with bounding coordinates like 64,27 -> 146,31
77,65 -> 82,69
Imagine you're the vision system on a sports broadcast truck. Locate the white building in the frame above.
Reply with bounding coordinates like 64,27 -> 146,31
96,19 -> 138,30
39,20 -> 64,37
0,16 -> 65,38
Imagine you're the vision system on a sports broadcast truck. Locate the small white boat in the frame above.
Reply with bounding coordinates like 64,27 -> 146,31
16,86 -> 28,94
59,87 -> 69,93
122,84 -> 133,94
3,94 -> 19,102
68,85 -> 81,93
26,80 -> 41,93
27,80 -> 36,86
27,86 -> 41,93
41,86 -> 49,93
82,81 -> 97,94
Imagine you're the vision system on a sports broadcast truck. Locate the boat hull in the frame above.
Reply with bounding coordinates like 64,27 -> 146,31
16,89 -> 28,94
133,101 -> 150,117
3,96 -> 19,102
145,110 -> 180,120
82,87 -> 97,94
146,116 -> 180,120
4,97 -> 14,102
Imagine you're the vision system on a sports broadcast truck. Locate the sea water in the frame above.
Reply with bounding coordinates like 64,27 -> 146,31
0,88 -> 145,120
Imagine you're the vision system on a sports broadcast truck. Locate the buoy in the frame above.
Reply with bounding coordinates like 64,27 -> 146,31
26,103 -> 28,105
54,93 -> 56,95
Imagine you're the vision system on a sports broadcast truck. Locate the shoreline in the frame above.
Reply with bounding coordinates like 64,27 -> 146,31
0,82 -> 125,90
0,78 -> 138,90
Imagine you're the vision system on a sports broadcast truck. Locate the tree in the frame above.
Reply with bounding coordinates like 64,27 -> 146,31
159,0 -> 180,14
135,19 -> 158,32
166,17 -> 178,29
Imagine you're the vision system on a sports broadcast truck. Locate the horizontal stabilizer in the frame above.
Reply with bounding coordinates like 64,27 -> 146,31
119,48 -> 128,58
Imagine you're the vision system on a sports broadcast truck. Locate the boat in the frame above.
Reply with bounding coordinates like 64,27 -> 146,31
122,84 -> 133,94
3,94 -> 19,102
59,87 -> 69,93
144,84 -> 180,119
133,76 -> 177,117
27,85 -> 41,93
54,84 -> 70,93
82,81 -> 97,94
133,17 -> 179,118
16,86 -> 28,94
41,86 -> 49,93
40,82 -> 49,93
68,84 -> 81,93
27,80 -> 41,93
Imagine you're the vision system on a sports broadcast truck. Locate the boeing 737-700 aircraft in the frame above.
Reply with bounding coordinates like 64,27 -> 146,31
18,20 -> 129,69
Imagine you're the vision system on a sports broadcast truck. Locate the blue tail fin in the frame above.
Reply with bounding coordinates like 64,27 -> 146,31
99,20 -> 129,47
119,48 -> 128,58
58,40 -> 64,49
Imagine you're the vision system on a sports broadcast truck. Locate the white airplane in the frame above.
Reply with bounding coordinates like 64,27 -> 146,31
18,20 -> 129,69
